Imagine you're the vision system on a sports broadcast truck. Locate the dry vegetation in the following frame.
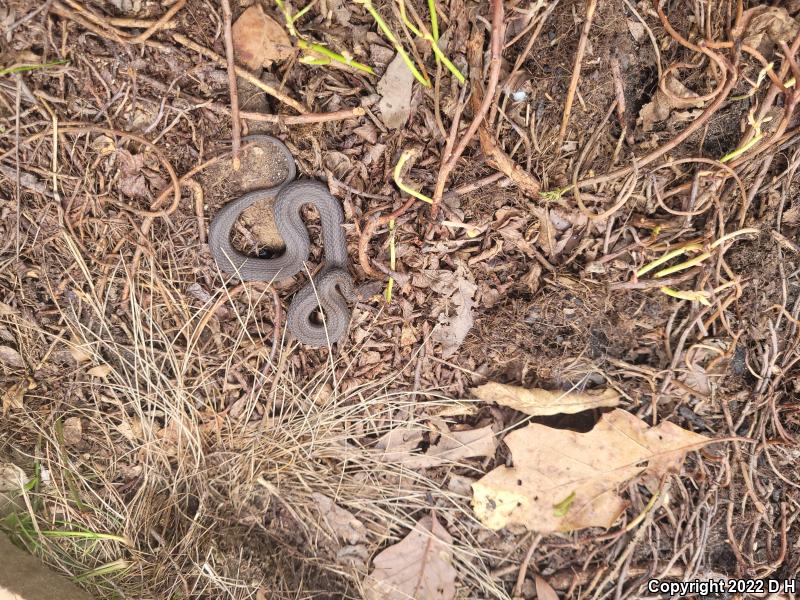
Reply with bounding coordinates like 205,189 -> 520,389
1,0 -> 799,599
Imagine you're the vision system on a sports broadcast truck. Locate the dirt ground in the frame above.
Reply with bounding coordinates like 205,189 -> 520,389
1,0 -> 799,598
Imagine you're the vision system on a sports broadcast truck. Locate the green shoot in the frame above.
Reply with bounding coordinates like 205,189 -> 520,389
660,287 -> 711,305
397,0 -> 464,84
636,243 -> 702,278
297,39 -> 375,74
541,186 -> 572,202
552,491 -> 576,517
75,559 -> 131,581
385,218 -> 397,303
428,0 -> 439,41
277,1 -> 374,75
653,251 -> 711,278
720,110 -> 767,163
355,0 -> 430,87
393,151 -> 433,203
0,60 -> 68,76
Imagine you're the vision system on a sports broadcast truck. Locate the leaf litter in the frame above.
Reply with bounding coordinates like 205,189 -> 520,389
472,409 -> 713,533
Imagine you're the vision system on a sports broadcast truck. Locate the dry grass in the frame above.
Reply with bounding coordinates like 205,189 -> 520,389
1,237 -> 508,599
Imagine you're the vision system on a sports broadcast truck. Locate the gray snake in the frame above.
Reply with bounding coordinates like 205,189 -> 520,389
208,136 -> 357,347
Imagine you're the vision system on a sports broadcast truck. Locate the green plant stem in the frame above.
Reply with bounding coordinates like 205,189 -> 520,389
428,0 -> 439,41
0,60 -> 68,76
393,151 -> 433,203
298,40 -> 375,74
356,0 -> 430,87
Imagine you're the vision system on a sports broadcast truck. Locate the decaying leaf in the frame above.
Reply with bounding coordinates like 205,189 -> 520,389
402,426 -> 496,469
63,417 -> 83,446
232,4 -> 293,70
312,493 -> 367,545
377,425 -> 495,469
639,73 -> 704,132
375,426 -> 425,461
472,383 -> 619,416
429,265 -> 477,359
377,53 -> 414,129
87,364 -> 114,378
0,462 -> 28,518
2,379 -> 30,415
535,575 -> 560,600
741,6 -> 799,53
0,345 -> 24,368
363,515 -> 457,600
472,409 -> 712,533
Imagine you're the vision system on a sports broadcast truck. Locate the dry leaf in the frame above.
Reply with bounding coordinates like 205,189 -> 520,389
0,345 -> 24,368
232,4 -> 293,70
377,53 -> 414,129
430,264 -> 477,358
363,515 -> 457,600
535,575 -> 560,600
0,462 -> 28,519
472,383 -> 620,417
0,302 -> 18,317
401,426 -> 496,469
87,364 -> 113,378
472,409 -> 712,533
627,20 -> 645,42
63,417 -> 83,446
2,380 -> 29,415
639,74 -> 704,132
116,418 -> 143,442
312,493 -> 367,545
375,426 -> 425,461
741,7 -> 799,53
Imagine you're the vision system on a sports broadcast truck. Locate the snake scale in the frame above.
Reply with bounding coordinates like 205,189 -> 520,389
208,136 -> 358,347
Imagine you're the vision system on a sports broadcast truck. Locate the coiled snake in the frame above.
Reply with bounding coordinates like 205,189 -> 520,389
208,136 -> 358,347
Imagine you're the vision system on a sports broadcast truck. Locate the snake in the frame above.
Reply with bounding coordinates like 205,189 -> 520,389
208,135 -> 359,347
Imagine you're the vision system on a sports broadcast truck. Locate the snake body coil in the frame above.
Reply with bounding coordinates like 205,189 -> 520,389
208,136 -> 356,347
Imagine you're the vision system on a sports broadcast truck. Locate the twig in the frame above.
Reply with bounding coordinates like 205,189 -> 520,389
220,0 -> 241,171
358,196 -> 416,279
172,33 -> 308,114
557,0 -> 598,149
513,534 -> 543,598
430,0 -> 503,218
239,106 -> 365,124
130,0 -> 185,43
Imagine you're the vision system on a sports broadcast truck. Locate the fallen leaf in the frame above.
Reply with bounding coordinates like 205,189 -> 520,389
0,302 -> 18,317
353,122 -> 378,144
375,426 -> 425,461
233,4 -> 294,70
430,264 -> 477,358
109,0 -> 142,13
116,418 -> 143,442
472,383 -> 620,416
535,575 -> 560,600
0,462 -> 28,519
471,409 -> 712,533
627,20 -> 645,42
2,380 -> 29,415
0,463 -> 27,493
401,426 -> 496,469
363,515 -> 457,600
377,53 -> 414,129
87,364 -> 113,378
0,345 -> 24,368
639,73 -> 704,132
62,417 -> 83,446
312,493 -> 368,545
741,6 -> 799,53
69,340 -> 92,364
